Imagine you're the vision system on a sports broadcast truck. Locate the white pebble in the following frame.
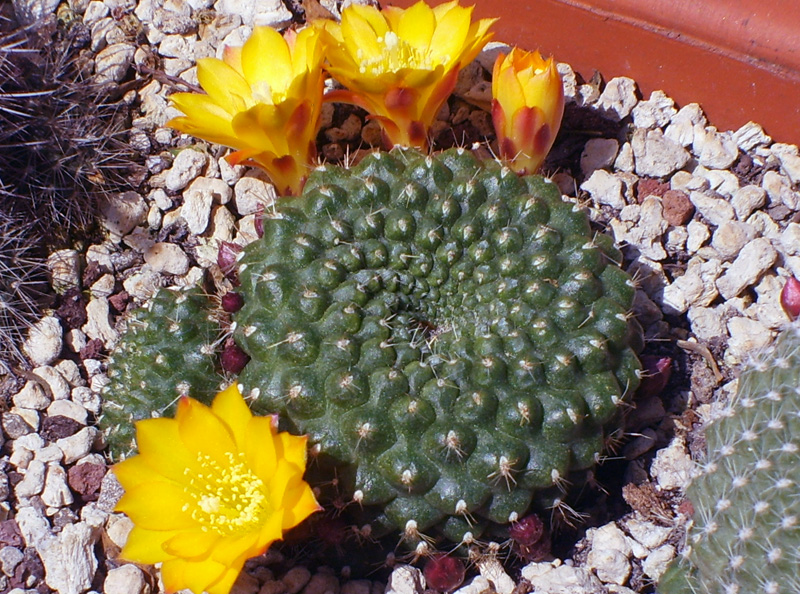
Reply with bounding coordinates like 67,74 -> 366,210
144,242 -> 190,276
41,464 -> 74,508
164,148 -> 207,192
105,564 -> 148,594
56,427 -> 99,464
688,191 -> 735,226
716,238 -> 777,299
23,316 -> 63,367
631,128 -> 690,177
731,185 -> 766,220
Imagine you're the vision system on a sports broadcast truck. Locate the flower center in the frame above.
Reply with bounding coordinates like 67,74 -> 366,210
357,32 -> 448,76
183,451 -> 271,534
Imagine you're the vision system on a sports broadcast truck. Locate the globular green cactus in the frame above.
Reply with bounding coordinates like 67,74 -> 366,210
230,147 -> 642,543
659,321 -> 800,594
101,287 -> 224,459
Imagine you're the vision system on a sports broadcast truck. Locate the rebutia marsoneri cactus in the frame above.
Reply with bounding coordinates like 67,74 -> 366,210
101,287 -> 224,459
104,147 -> 643,544
659,320 -> 800,594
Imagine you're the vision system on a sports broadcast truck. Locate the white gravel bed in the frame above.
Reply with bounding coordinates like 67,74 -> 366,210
2,0 -> 799,593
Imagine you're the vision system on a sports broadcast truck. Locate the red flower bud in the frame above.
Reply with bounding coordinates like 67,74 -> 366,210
221,342 -> 249,374
221,292 -> 244,313
636,355 -> 672,398
781,276 -> 800,321
423,554 -> 465,593
217,241 -> 242,284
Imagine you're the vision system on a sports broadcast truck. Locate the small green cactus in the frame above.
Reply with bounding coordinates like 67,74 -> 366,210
103,147 -> 642,543
659,321 -> 800,594
101,287 -> 224,459
232,147 -> 642,542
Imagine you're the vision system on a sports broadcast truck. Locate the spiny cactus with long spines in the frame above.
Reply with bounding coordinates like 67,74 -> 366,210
101,287 -> 226,460
0,214 -> 51,370
0,12 -> 140,240
658,320 -> 800,594
0,9 -> 141,370
105,146 -> 643,545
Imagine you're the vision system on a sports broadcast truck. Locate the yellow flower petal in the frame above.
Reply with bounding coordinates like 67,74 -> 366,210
168,93 -> 240,146
268,459 -> 297,504
113,454 -> 162,489
115,481 -> 196,531
210,383 -> 252,450
244,415 -> 278,483
256,507 -> 286,549
176,396 -> 237,464
276,431 -> 307,471
394,1 -> 435,52
324,0 -> 495,149
280,481 -> 322,531
340,4 -> 386,61
222,45 -> 243,74
162,558 -> 228,594
241,27 -> 291,93
196,58 -> 253,113
134,417 -> 200,482
232,104 -> 289,157
163,529 -> 222,560
211,530 -> 262,567
184,559 -> 228,594
119,527 -> 181,565
428,3 -> 471,65
206,567 -> 242,594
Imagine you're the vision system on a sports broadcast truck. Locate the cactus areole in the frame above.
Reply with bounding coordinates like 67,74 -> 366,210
230,147 -> 642,542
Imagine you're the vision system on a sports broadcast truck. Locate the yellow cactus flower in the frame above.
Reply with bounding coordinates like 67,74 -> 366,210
168,26 -> 326,196
319,0 -> 496,149
113,384 -> 321,594
491,48 -> 564,174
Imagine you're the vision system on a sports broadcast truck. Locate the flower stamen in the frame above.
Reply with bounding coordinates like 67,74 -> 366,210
185,452 -> 271,534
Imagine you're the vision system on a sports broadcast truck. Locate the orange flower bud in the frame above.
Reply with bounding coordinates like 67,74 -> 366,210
491,48 -> 564,174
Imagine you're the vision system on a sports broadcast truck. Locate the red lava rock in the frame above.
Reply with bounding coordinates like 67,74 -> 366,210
423,554 -> 466,592
637,178 -> 670,201
11,547 -> 46,592
40,415 -> 83,441
81,260 -> 105,287
67,463 -> 107,501
636,355 -> 673,398
221,342 -> 249,374
780,276 -> 800,321
55,288 -> 88,330
661,189 -> 695,226
79,338 -> 104,360
221,292 -> 245,313
107,290 -> 130,313
0,520 -> 24,547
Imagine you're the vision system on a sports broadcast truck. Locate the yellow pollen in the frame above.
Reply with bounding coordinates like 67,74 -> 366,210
184,451 -> 271,534
358,31 -> 445,76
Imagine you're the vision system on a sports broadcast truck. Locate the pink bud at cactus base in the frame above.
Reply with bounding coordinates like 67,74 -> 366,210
423,554 -> 466,593
221,341 -> 249,374
781,276 -> 800,321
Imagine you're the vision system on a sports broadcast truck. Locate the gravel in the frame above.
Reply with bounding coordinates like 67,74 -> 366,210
2,0 -> 799,593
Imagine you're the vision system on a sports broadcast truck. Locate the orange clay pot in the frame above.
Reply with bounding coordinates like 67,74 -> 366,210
387,0 -> 800,144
